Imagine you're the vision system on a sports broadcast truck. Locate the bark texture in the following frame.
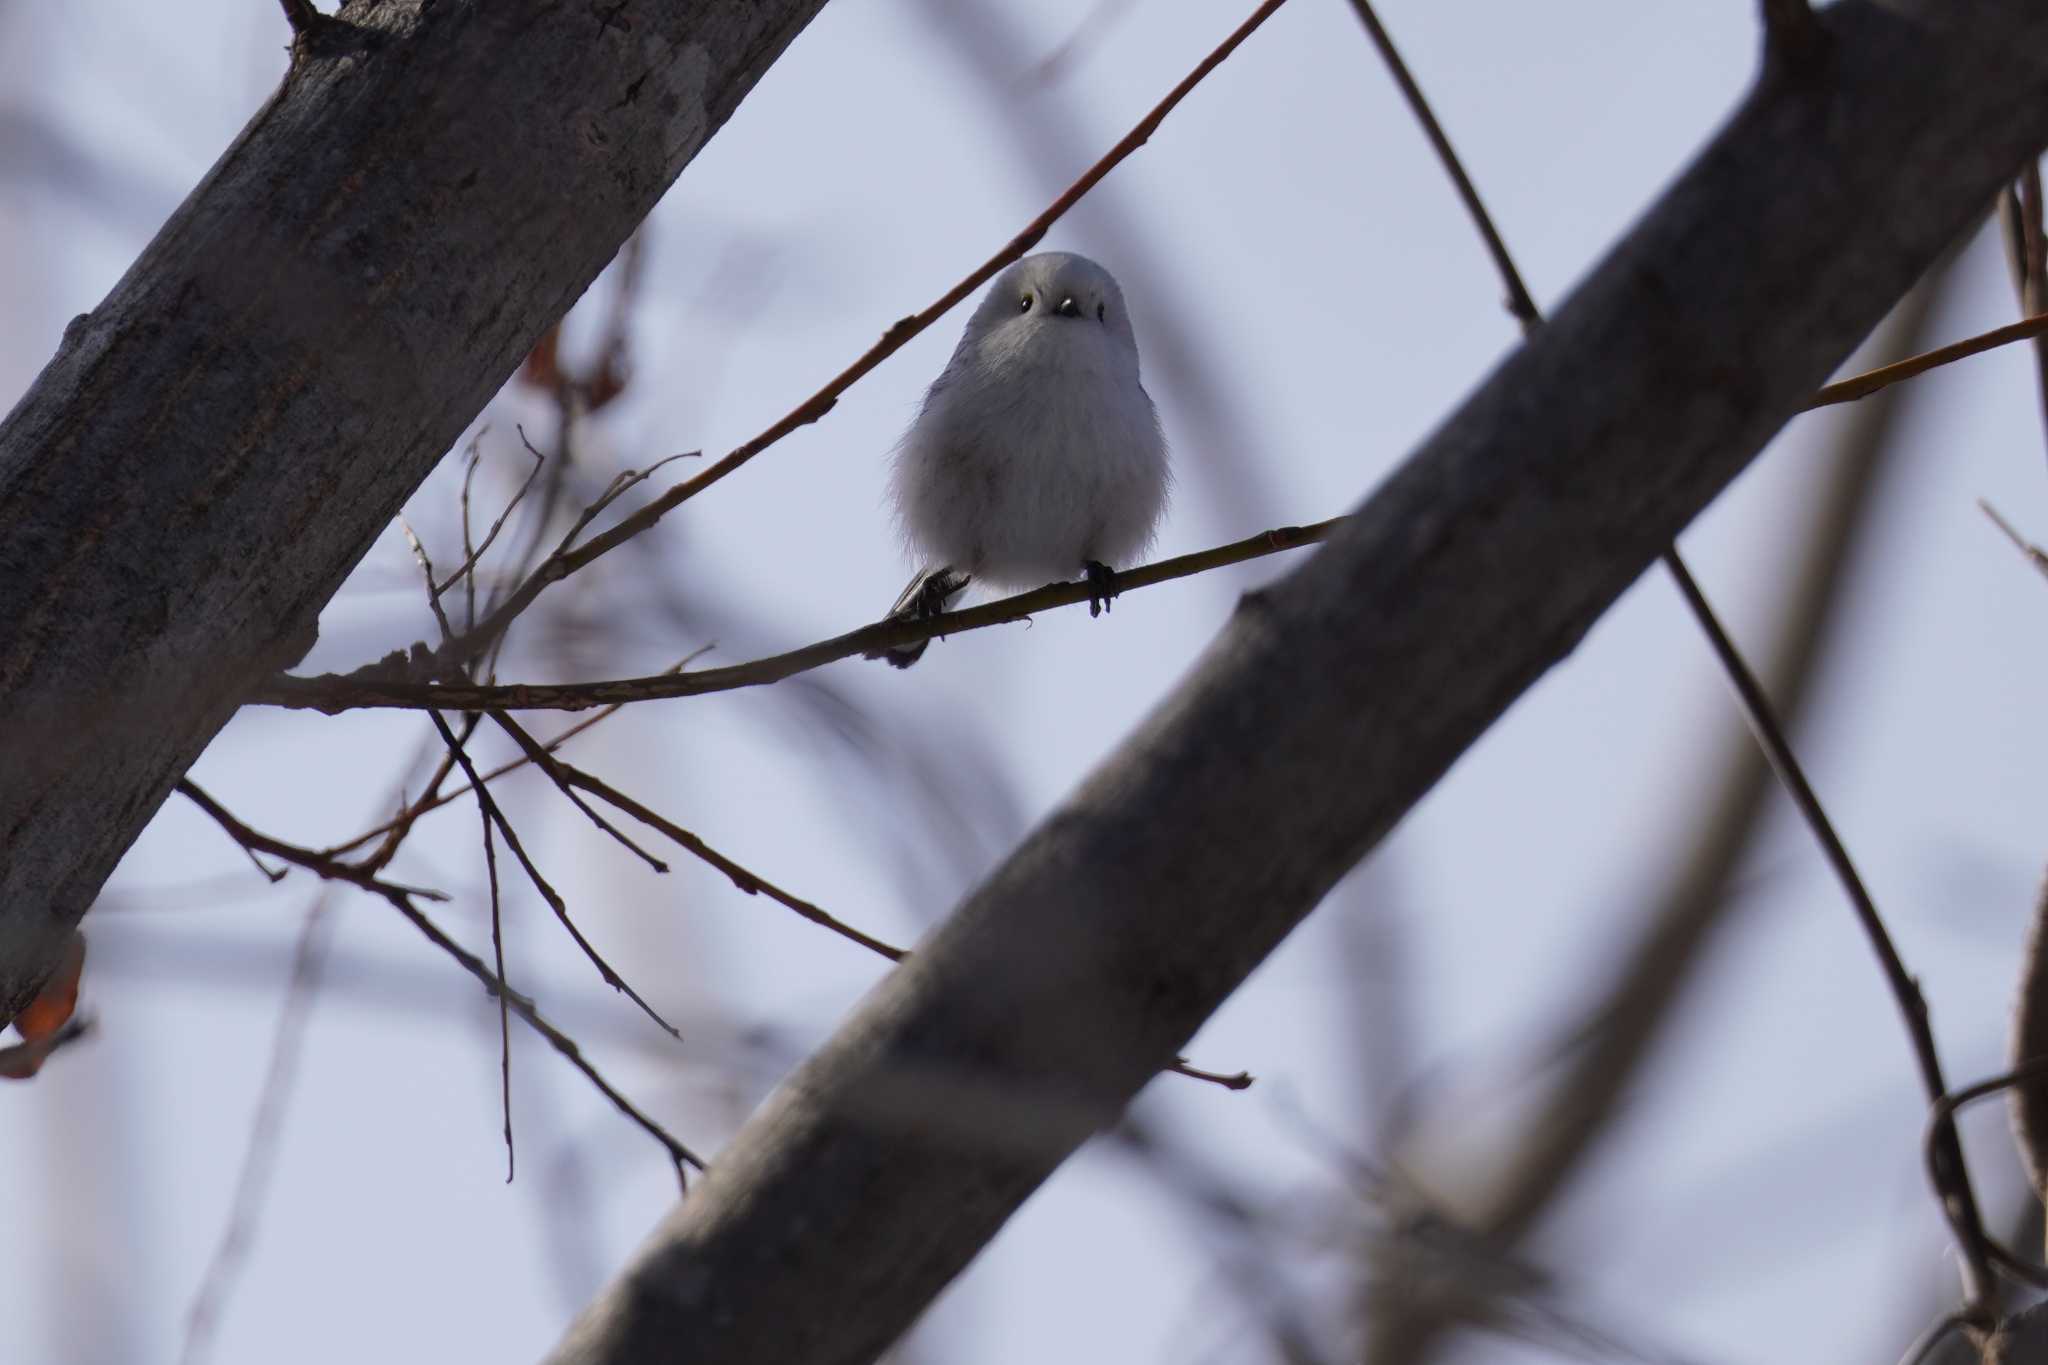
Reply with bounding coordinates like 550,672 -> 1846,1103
2010,868 -> 2048,1210
0,0 -> 830,1022
547,4 -> 2048,1363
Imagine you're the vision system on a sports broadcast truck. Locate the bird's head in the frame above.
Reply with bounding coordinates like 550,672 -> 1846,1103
965,252 -> 1142,375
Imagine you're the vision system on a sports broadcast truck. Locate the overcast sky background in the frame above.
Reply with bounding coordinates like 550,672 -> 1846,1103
5,1 -> 2048,1361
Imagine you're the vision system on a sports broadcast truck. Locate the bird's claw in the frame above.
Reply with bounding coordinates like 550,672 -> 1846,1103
1084,560 -> 1120,618
912,568 -> 971,620
867,566 -> 971,668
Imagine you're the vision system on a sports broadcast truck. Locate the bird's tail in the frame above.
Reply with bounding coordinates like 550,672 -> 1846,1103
866,566 -> 970,669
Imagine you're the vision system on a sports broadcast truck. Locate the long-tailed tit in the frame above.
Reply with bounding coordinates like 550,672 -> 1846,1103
867,252 -> 1169,668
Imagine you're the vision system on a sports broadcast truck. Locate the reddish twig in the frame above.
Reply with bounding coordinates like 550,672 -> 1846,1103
355,717 -> 478,874
490,712 -> 669,873
181,780 -> 449,903
1169,1058 -> 1254,1091
1343,1 -> 1537,330
552,760 -> 909,962
1805,311 -> 2048,410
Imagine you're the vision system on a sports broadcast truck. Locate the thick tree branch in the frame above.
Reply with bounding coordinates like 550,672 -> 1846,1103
0,0 -> 833,1026
1760,0 -> 1826,67
546,5 -> 2048,1363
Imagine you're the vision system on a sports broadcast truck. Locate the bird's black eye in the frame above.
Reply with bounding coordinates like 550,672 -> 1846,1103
1095,302 -> 1106,322
1019,294 -> 1033,314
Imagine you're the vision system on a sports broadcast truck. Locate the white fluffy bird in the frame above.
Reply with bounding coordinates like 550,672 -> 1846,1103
871,252 -> 1170,668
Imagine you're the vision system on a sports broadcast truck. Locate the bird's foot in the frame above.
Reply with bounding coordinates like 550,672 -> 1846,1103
1084,561 -> 1121,618
911,567 -> 972,620
866,566 -> 972,668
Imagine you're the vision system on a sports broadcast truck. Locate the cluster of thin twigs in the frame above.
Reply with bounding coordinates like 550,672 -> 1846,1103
191,0 -> 1295,1243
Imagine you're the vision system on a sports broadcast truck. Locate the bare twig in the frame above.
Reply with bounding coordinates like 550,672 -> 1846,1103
356,717 -> 478,874
489,712 -> 670,873
1167,1058 -> 1253,1091
551,759 -> 909,962
1980,499 -> 2048,584
425,710 -> 681,1041
434,438 -> 546,600
399,516 -> 456,644
1917,1061 -> 2048,1292
479,775 -> 515,1183
458,443 -> 485,634
417,0 -> 1293,672
1669,554 -> 1993,1304
260,518 -> 1341,713
557,447 -> 703,553
181,780 -> 450,903
500,706 -> 1246,1092
1805,311 -> 2048,410
482,717 -> 1255,1091
380,878 -> 703,1180
179,895 -> 334,1365
1342,1 -> 1538,331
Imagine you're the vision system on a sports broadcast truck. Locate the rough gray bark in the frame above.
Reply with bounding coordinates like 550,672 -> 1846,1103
0,0 -> 830,1023
547,5 -> 2048,1363
2010,868 -> 2048,1210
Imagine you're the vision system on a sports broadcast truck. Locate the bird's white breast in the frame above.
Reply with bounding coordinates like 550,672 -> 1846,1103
892,318 -> 1168,588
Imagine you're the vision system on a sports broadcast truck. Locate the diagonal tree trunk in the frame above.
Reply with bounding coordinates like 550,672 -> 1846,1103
0,0 -> 832,1023
545,4 -> 2048,1363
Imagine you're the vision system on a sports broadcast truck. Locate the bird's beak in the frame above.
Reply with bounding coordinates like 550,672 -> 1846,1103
1055,296 -> 1082,319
